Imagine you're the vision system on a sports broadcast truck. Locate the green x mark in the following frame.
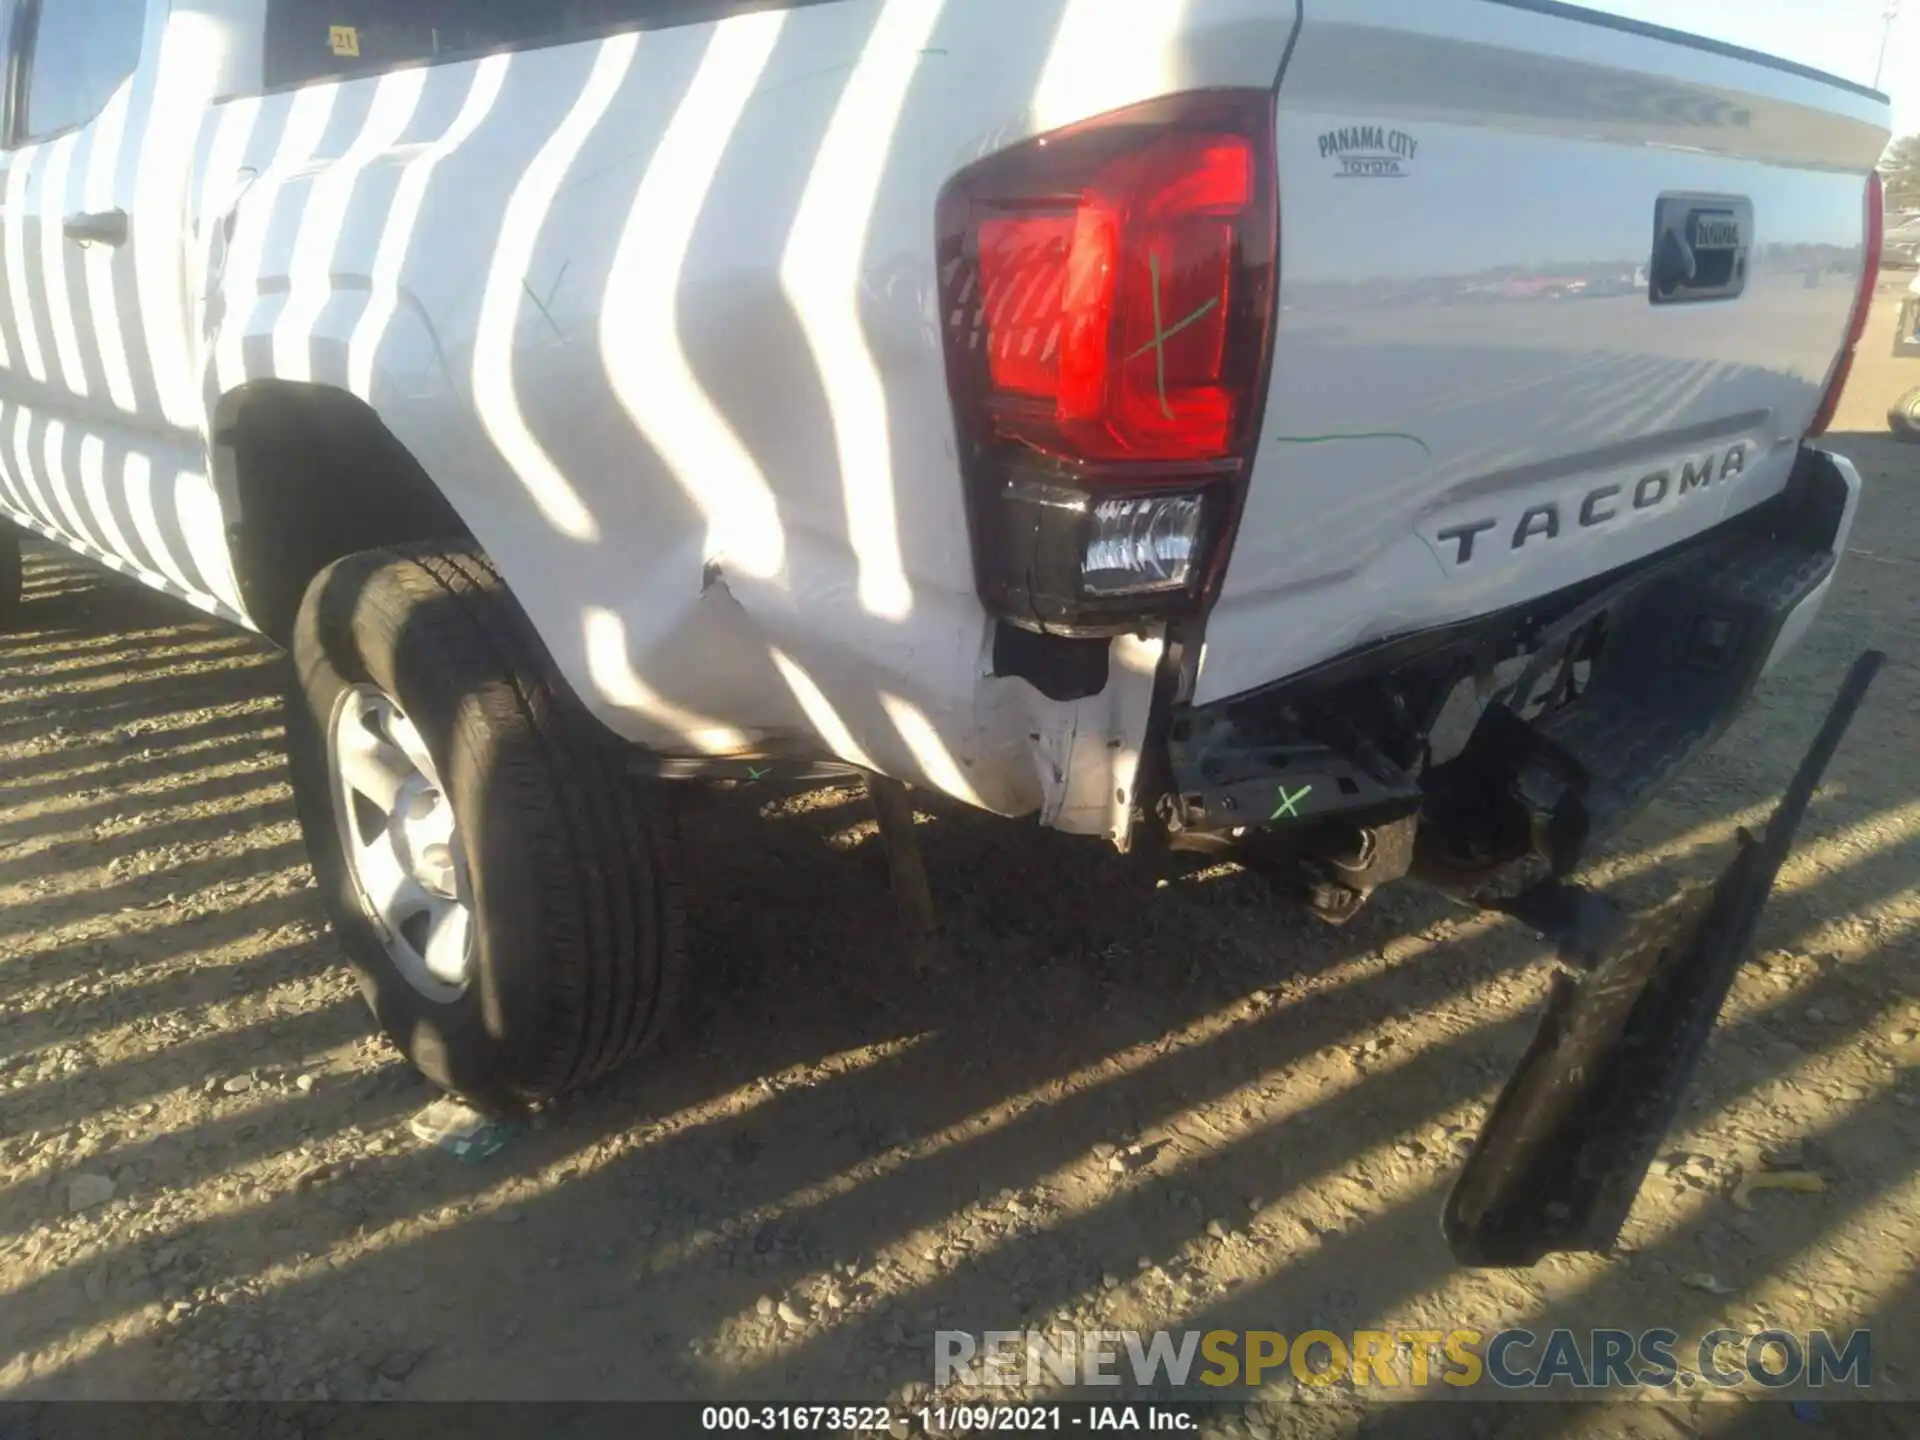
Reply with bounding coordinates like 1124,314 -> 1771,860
1125,251 -> 1221,421
1271,784 -> 1314,821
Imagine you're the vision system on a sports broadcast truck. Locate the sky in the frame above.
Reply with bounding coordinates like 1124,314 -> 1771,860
1590,0 -> 1919,138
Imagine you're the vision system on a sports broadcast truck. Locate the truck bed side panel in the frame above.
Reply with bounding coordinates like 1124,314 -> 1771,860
197,0 -> 1297,826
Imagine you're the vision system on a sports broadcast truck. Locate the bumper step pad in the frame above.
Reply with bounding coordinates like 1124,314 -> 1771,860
1529,535 -> 1835,842
1424,526 -> 1838,894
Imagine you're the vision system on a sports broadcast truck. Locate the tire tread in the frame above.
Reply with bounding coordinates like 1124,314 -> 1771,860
287,542 -> 684,1108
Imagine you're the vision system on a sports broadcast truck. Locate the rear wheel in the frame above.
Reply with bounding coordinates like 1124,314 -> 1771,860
1891,385 -> 1920,442
284,544 -> 685,1111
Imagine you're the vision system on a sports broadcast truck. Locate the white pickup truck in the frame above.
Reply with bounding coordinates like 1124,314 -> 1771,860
0,1 -> 1891,1257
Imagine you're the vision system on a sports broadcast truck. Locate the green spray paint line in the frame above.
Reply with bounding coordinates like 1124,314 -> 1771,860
1124,296 -> 1221,363
1148,252 -> 1172,419
1271,432 -> 1434,459
1134,250 -> 1220,422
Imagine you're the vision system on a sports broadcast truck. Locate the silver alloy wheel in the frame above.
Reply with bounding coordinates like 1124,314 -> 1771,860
326,683 -> 475,999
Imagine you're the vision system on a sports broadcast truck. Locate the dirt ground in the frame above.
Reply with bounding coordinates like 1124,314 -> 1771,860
0,289 -> 1916,1437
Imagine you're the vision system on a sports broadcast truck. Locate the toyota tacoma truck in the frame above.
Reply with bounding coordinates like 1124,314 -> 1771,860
0,0 -> 1890,1259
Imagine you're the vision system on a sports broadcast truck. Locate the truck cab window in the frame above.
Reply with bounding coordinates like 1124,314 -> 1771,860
263,1 -> 691,90
22,0 -> 146,141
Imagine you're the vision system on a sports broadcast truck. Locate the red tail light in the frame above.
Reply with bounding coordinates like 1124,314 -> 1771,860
938,92 -> 1278,634
1809,170 -> 1884,439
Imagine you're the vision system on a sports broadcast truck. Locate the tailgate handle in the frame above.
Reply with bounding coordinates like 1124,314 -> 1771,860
1650,195 -> 1750,304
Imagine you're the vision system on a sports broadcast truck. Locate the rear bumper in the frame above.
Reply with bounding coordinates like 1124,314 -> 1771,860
1763,448 -> 1861,676
1162,445 -> 1857,885
1157,445 -> 1873,1267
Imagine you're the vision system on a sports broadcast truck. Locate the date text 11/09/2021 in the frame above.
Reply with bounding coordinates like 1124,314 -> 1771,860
700,1406 -> 1193,1433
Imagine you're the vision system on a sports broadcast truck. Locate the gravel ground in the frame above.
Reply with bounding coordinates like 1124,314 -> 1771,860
0,291 -> 1916,1437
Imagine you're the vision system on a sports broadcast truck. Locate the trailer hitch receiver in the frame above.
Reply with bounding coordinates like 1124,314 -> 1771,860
1444,650 -> 1885,1266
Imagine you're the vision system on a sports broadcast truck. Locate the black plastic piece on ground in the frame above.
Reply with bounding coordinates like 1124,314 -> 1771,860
1444,649 -> 1885,1267
1488,882 -> 1629,971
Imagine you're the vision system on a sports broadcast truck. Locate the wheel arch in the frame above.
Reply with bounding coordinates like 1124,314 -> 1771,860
212,380 -> 474,645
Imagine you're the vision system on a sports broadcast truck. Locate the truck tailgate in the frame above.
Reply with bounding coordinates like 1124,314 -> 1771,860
1194,0 -> 1889,706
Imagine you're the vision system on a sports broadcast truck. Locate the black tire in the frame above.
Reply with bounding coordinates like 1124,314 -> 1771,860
285,544 -> 685,1111
1891,385 -> 1920,443
0,522 -> 22,631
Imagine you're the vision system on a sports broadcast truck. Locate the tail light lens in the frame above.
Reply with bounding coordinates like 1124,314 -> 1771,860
1809,170 -> 1884,438
938,91 -> 1278,634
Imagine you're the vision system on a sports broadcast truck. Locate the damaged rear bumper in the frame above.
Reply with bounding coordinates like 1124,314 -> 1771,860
1445,648 -> 1882,1264
1162,446 -> 1861,892
1156,445 -> 1872,1264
